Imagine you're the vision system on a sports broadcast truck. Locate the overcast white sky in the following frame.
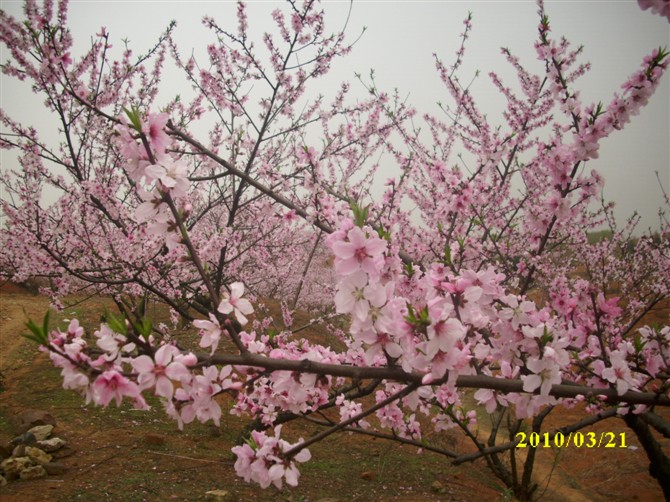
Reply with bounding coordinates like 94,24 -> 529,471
1,0 -> 669,230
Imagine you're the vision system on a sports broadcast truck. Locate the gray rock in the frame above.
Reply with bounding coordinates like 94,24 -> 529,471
19,465 -> 47,480
1,456 -> 33,480
12,445 -> 26,458
27,425 -> 53,441
17,410 -> 56,432
37,437 -> 66,452
25,446 -> 52,465
11,431 -> 36,446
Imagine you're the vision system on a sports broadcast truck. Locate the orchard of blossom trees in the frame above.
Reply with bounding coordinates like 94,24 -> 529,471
1,0 -> 669,500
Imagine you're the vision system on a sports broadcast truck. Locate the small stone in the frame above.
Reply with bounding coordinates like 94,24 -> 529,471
12,445 -> 26,458
11,432 -> 36,446
360,470 -> 376,481
27,425 -> 54,441
43,461 -> 67,475
19,465 -> 47,480
37,437 -> 67,453
205,489 -> 236,501
0,474 -> 7,486
143,433 -> 166,446
431,480 -> 445,493
1,457 -> 33,480
17,410 -> 56,432
25,446 -> 52,465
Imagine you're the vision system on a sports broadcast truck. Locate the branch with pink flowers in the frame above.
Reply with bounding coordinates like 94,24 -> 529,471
3,0 -> 670,499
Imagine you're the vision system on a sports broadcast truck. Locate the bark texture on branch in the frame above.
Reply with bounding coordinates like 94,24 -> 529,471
202,352 -> 670,406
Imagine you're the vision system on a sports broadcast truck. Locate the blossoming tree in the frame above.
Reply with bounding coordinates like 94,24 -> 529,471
1,0 -> 669,499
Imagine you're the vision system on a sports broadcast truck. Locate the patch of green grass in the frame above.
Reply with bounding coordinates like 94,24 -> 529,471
0,407 -> 13,433
60,470 -> 167,502
586,230 -> 613,244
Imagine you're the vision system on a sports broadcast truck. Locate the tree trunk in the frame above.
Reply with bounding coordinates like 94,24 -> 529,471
624,413 -> 670,501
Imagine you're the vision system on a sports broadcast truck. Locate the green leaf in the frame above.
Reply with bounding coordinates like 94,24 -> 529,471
137,295 -> 148,318
376,224 -> 391,241
122,106 -> 143,133
22,311 -> 50,345
21,332 -> 45,345
443,245 -> 452,266
417,306 -> 430,325
405,303 -> 417,324
106,311 -> 128,335
633,333 -> 647,354
132,317 -> 153,339
245,435 -> 258,450
403,261 -> 415,278
403,303 -> 430,330
349,201 -> 369,228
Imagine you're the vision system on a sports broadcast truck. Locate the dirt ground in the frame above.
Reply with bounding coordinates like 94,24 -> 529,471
0,283 -> 668,501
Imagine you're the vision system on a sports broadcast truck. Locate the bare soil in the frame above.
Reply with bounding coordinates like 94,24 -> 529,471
0,284 -> 667,501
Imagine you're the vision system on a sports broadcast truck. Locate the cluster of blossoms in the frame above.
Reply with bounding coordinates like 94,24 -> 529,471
231,426 -> 311,489
193,282 -> 254,354
46,318 -> 248,430
115,111 -> 191,251
40,215 -> 669,488
327,219 -> 668,430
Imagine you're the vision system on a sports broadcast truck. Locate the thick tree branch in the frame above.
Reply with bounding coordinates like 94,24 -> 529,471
201,352 -> 670,406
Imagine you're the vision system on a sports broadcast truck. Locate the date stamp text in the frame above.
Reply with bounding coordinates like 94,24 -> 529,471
515,431 -> 627,448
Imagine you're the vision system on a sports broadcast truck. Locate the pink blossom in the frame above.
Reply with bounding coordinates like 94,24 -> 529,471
176,366 -> 223,427
522,356 -> 561,396
94,324 -> 135,362
474,388 -> 508,414
193,314 -> 224,354
499,295 -> 535,330
358,328 -> 403,364
232,426 -> 311,489
218,282 -> 254,325
335,271 -> 387,320
144,155 -> 190,197
143,112 -> 170,154
425,317 -> 467,360
331,226 -> 387,277
638,0 -> 670,21
131,344 -> 191,399
601,351 -> 634,395
135,188 -> 165,223
91,370 -> 141,407
596,293 -> 622,318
